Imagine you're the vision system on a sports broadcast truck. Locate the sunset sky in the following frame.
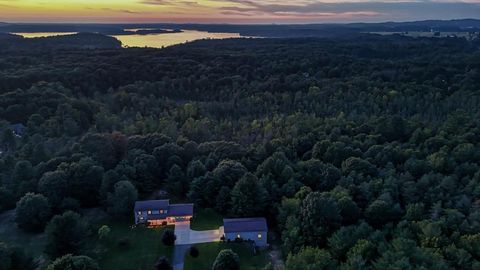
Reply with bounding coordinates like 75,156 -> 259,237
1,0 -> 480,23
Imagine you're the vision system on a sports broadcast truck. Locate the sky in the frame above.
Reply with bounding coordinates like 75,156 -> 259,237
1,0 -> 480,24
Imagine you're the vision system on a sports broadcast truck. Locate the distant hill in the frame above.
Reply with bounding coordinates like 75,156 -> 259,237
0,32 -> 122,51
0,19 -> 479,39
0,33 -> 23,43
347,19 -> 480,32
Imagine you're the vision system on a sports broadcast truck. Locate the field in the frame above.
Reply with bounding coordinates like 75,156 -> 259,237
190,208 -> 223,231
184,242 -> 269,270
99,222 -> 174,270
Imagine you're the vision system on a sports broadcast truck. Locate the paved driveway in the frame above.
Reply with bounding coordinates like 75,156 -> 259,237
172,221 -> 223,269
174,221 -> 223,245
189,226 -> 223,244
174,222 -> 191,245
172,244 -> 191,270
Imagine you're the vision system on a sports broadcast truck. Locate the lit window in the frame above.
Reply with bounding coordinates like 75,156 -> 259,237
258,234 -> 262,239
137,211 -> 141,215
237,234 -> 241,238
159,210 -> 164,214
147,210 -> 152,214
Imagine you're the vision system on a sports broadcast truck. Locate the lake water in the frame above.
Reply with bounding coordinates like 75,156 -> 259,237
13,30 -> 245,48
12,32 -> 77,38
112,30 -> 244,48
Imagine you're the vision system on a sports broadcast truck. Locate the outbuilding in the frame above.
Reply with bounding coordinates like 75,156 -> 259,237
223,217 -> 268,247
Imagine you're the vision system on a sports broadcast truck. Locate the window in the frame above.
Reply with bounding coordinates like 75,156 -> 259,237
237,234 -> 241,238
258,234 -> 262,239
147,210 -> 152,214
159,209 -> 164,214
137,211 -> 141,215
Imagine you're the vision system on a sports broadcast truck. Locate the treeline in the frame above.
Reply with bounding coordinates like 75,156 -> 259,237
0,35 -> 479,269
0,33 -> 121,52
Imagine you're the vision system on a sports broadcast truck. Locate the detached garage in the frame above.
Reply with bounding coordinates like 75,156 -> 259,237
223,217 -> 268,247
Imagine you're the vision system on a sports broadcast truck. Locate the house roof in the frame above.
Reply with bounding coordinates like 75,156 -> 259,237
9,123 -> 26,134
169,204 -> 194,216
223,218 -> 268,233
134,199 -> 169,211
134,200 -> 194,217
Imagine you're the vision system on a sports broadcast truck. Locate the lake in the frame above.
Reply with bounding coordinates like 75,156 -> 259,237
112,30 -> 244,48
13,30 -> 247,48
12,32 -> 77,38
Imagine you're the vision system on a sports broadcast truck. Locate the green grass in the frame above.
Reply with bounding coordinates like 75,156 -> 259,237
99,222 -> 174,270
190,208 -> 223,231
0,210 -> 46,257
184,242 -> 269,270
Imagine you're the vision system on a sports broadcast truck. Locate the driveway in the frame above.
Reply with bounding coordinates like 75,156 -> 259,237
172,221 -> 223,269
188,226 -> 223,244
174,221 -> 223,245
174,222 -> 191,245
172,244 -> 191,270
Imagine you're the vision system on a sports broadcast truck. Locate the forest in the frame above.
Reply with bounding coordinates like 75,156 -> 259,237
0,34 -> 480,269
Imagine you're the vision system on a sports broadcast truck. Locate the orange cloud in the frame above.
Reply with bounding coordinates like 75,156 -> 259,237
0,0 -> 479,23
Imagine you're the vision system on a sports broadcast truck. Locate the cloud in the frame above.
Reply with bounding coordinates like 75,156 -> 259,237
221,10 -> 255,16
84,7 -> 143,14
140,0 -> 202,7
2,0 -> 480,23
140,0 -> 171,5
100,8 -> 142,14
214,0 -> 480,21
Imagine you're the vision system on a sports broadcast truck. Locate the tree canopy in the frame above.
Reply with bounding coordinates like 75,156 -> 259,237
0,35 -> 479,269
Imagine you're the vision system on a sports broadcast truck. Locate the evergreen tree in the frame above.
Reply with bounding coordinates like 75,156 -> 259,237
230,173 -> 268,217
45,211 -> 88,259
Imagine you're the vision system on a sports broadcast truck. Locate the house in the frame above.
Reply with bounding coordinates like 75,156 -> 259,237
9,123 -> 26,137
223,218 -> 268,247
134,199 -> 193,226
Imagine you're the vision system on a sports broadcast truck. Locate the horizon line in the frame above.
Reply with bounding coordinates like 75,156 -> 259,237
2,17 -> 479,26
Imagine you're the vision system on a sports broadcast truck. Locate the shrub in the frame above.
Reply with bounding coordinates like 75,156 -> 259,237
154,256 -> 171,270
161,229 -> 176,246
212,249 -> 239,270
98,225 -> 111,242
118,238 -> 131,249
46,254 -> 99,270
189,246 -> 200,258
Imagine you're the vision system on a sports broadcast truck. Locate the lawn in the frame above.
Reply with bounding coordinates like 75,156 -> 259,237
184,242 -> 270,270
99,222 -> 174,270
0,210 -> 46,258
190,208 -> 223,231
